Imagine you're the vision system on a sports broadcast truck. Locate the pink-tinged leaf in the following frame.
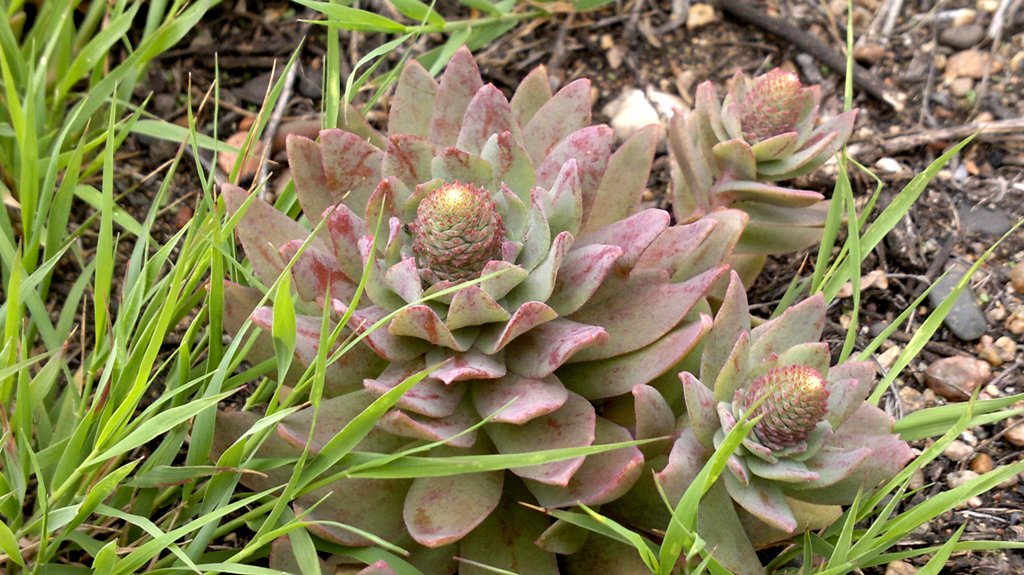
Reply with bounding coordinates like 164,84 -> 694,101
762,342 -> 831,379
430,147 -> 496,190
584,124 -> 661,233
269,537 -> 346,574
338,103 -> 389,149
541,159 -> 583,238
560,317 -> 710,400
331,302 -> 431,362
546,244 -> 623,317
319,129 -> 385,214
746,457 -> 820,483
759,109 -> 857,180
668,113 -> 715,223
749,294 -> 826,359
504,318 -> 608,379
515,189 -> 551,272
363,179 -> 402,257
382,256 -> 423,305
569,265 -> 725,362
212,410 -> 300,488
447,285 -> 511,331
378,399 -> 479,448
223,184 -> 324,286
737,203 -> 829,254
701,271 -> 750,384
525,417 -> 644,507
654,428 -> 708,503
457,84 -> 522,156
430,46 -> 483,147
536,125 -> 613,223
788,447 -> 871,488
750,131 -> 799,161
388,305 -> 473,351
695,81 -> 728,143
712,138 -> 757,182
723,472 -> 799,534
359,235 -> 405,312
471,373 -> 569,424
505,230 -> 573,309
222,282 -> 293,381
476,260 -> 530,302
681,371 -> 720,450
485,392 -> 595,486
427,348 -> 506,385
295,478 -> 412,546
828,360 -> 875,393
458,487 -> 558,575
278,392 -> 407,454
534,520 -> 588,555
715,179 -> 823,207
389,60 -> 438,138
824,377 -> 873,430
633,384 -> 676,444
287,134 -> 334,219
791,427 -> 913,503
382,135 -> 436,188
524,79 -> 592,164
364,359 -> 465,418
404,472 -> 504,548
575,208 -> 670,270
325,200 -> 369,281
560,534 -> 653,575
279,240 -> 357,303
696,482 -> 767,575
713,331 -> 751,403
475,301 -> 559,355
357,560 -> 397,575
633,217 -> 717,274
510,64 -> 552,127
672,208 -> 747,281
481,131 -> 536,202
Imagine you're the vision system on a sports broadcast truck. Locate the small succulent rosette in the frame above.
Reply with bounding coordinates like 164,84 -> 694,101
670,69 -> 857,282
663,273 -> 912,573
217,47 -> 739,572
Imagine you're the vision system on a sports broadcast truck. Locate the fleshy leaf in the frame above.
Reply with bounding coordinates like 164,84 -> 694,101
536,125 -> 613,222
382,256 -> 424,304
504,318 -> 608,379
701,271 -> 750,385
318,129 -> 384,214
277,392 -> 406,454
749,294 -> 826,360
485,392 -> 595,485
542,160 -> 583,238
378,399 -> 479,448
389,60 -> 437,137
457,84 -> 522,156
382,134 -> 436,187
505,230 -> 573,309
681,371 -> 720,450
510,64 -> 553,126
723,472 -> 798,534
331,303 -> 431,362
427,348 -> 507,385
481,131 -> 536,202
523,78 -> 591,164
363,359 -> 465,418
280,241 -> 357,304
325,200 -> 370,281
715,179 -> 823,207
458,486 -> 558,575
388,305 -> 474,351
429,47 -> 483,147
471,373 -> 569,424
430,147 -> 496,190
712,138 -> 757,182
404,472 -> 504,547
295,478 -> 412,546
475,301 -> 559,355
745,457 -> 819,483
546,243 -> 623,317
447,285 -> 511,331
584,124 -> 660,232
575,208 -> 670,270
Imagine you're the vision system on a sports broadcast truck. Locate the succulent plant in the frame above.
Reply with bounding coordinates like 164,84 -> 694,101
669,69 -> 857,283
650,272 -> 913,574
217,47 -> 739,572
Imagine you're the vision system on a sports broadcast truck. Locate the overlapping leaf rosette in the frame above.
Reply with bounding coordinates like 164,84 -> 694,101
607,272 -> 913,574
217,48 -> 741,573
670,69 -> 857,283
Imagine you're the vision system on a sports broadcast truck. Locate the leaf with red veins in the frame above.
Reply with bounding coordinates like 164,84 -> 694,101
505,230 -> 574,309
430,147 -> 496,191
523,78 -> 592,165
475,301 -> 559,355
749,294 -> 826,360
382,134 -> 436,188
364,359 -> 466,418
223,183 -> 327,286
427,348 -> 507,385
632,384 -> 676,444
481,130 -> 536,202
541,159 -> 583,238
457,84 -> 523,156
388,305 -> 475,351
389,60 -> 437,138
485,392 -> 595,486
575,208 -> 670,270
294,479 -> 412,547
546,244 -> 623,317
471,373 -> 569,425
504,318 -> 608,379
446,285 -> 511,331
429,46 -> 483,147
317,129 -> 384,214
325,200 -> 370,281
510,64 -> 553,127
331,302 -> 431,362
378,399 -> 479,448
654,428 -> 709,504
569,265 -> 725,362
476,260 -> 530,302
356,560 -> 397,575
524,417 -> 644,508
404,471 -> 504,548
536,125 -> 612,223
383,256 -> 424,305
560,317 -> 710,400
279,240 -> 357,304
286,134 -> 333,219
723,472 -> 799,534
585,124 -> 661,233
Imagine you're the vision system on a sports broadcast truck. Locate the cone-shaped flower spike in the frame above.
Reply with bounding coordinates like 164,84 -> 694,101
657,272 -> 914,574
218,47 -> 733,572
670,69 -> 857,283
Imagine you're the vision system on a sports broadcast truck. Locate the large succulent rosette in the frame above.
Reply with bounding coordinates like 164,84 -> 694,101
217,48 -> 740,572
607,272 -> 913,574
670,69 -> 858,283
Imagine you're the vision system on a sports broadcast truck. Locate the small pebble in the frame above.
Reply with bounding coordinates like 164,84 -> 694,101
924,356 -> 992,401
1006,308 -> 1024,335
878,346 -> 902,371
939,24 -> 986,50
977,335 -> 1017,366
943,439 -> 973,461
928,260 -> 988,341
977,0 -> 999,13
909,468 -> 927,490
875,157 -> 904,174
998,473 -> 1020,489
970,452 -> 994,474
945,49 -> 1003,80
1004,419 -> 1024,447
898,385 -> 927,413
885,560 -> 919,575
854,43 -> 888,65
1011,263 -> 1024,293
687,3 -> 717,29
602,88 -> 661,142
948,77 -> 974,97
966,495 -> 984,508
948,469 -> 980,488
